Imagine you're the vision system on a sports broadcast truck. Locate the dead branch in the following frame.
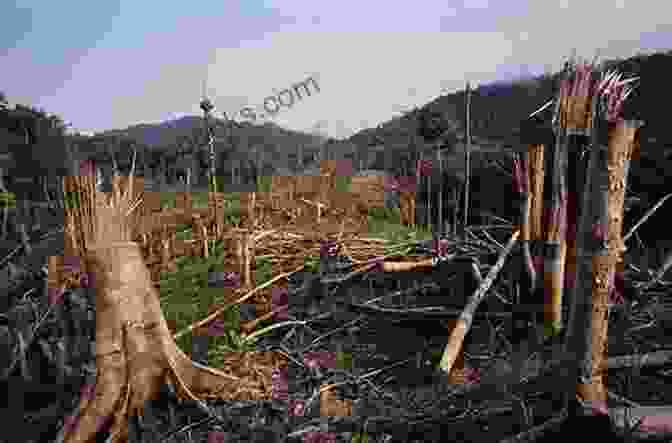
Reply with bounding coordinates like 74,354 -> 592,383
499,408 -> 568,443
438,229 -> 520,374
173,264 -> 306,340
623,192 -> 672,243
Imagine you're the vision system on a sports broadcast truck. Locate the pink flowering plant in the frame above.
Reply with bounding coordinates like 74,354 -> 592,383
302,431 -> 337,443
271,366 -> 289,401
271,287 -> 289,321
208,431 -> 227,443
303,351 -> 337,371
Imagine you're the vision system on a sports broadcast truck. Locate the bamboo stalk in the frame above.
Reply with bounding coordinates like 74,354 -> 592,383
439,229 -> 520,375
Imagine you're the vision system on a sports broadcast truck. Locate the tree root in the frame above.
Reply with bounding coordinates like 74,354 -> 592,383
63,319 -> 251,443
62,246 -> 258,443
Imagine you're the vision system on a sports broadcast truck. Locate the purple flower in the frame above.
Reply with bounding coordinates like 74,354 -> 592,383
62,255 -> 82,273
288,399 -> 305,417
334,159 -> 353,176
638,415 -> 672,434
433,238 -> 449,257
591,223 -> 608,244
79,273 -> 91,288
319,240 -> 339,258
416,159 -> 433,177
512,156 -> 527,195
63,414 -> 80,436
303,432 -> 337,443
371,257 -> 385,273
79,160 -> 96,177
48,287 -> 64,305
208,431 -> 227,443
272,373 -> 288,401
609,271 -> 625,305
304,352 -> 337,370
271,288 -> 289,321
397,175 -> 418,193
207,318 -> 228,336
271,367 -> 288,401
219,272 -> 240,288
385,176 -> 401,192
80,383 -> 96,399
465,366 -> 481,385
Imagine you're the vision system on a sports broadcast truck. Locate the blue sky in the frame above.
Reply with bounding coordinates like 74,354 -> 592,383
2,0 -> 671,138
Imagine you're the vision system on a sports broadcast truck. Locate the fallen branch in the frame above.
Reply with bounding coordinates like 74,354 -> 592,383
623,192 -> 672,243
381,258 -> 436,272
173,264 -> 305,340
499,407 -> 568,443
638,248 -> 672,292
349,302 -> 513,320
438,229 -> 520,374
610,405 -> 672,439
602,350 -> 672,372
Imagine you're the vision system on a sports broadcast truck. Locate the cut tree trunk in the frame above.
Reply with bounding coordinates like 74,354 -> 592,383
543,130 -> 568,337
60,171 -> 263,443
528,144 -> 545,295
62,241 -> 250,443
575,120 -> 641,405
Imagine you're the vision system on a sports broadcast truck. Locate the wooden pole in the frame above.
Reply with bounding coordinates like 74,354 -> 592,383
427,157 -> 431,231
437,144 -> 444,235
463,82 -> 472,237
543,126 -> 568,337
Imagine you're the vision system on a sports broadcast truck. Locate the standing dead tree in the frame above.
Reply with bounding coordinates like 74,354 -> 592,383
563,63 -> 641,410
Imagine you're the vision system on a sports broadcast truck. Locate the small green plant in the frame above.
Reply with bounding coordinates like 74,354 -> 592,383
336,349 -> 353,370
351,431 -> 370,443
334,175 -> 351,193
255,256 -> 274,286
0,191 -> 16,208
367,206 -> 399,222
158,241 -> 240,352
304,255 -> 319,273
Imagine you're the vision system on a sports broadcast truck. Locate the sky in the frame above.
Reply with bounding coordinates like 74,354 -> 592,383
2,0 -> 671,140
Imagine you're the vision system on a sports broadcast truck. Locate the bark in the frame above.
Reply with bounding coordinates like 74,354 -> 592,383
564,136 -> 587,297
517,152 -> 536,294
564,119 -> 641,408
62,242 -> 248,443
528,144 -> 545,297
543,130 -> 568,337
60,172 -> 259,443
575,120 -> 640,404
439,229 -> 520,376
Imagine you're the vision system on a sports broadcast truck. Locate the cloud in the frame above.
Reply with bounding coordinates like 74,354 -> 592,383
2,0 -> 670,138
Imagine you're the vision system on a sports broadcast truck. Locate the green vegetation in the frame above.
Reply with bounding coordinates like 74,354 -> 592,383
0,191 -> 16,208
366,206 -> 432,243
155,190 -> 431,363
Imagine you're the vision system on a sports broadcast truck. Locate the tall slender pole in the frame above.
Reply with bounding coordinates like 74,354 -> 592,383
437,143 -> 443,236
463,81 -> 472,236
200,98 -> 215,192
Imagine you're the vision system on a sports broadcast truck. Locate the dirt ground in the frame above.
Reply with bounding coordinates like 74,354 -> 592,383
2,201 -> 672,442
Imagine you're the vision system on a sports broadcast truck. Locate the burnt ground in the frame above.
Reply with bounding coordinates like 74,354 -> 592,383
1,222 -> 672,443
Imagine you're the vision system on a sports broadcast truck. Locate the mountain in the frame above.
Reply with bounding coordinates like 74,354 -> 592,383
341,49 -> 672,162
92,115 -> 329,173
